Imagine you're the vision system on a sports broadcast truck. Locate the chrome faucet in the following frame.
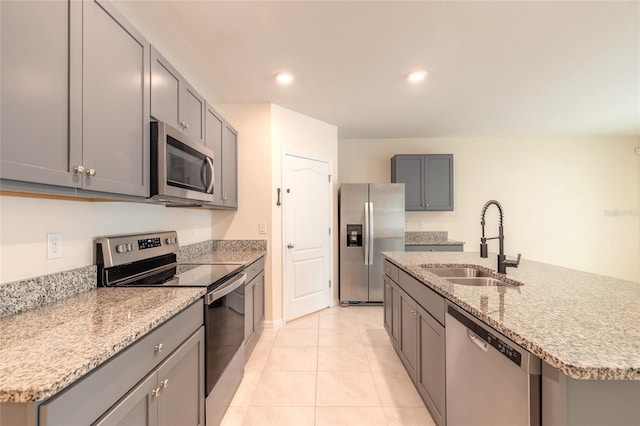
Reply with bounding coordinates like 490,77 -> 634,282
480,200 -> 521,274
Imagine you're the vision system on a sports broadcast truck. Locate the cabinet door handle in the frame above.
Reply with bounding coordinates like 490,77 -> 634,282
152,387 -> 161,398
160,379 -> 169,389
85,168 -> 96,177
73,165 -> 85,174
154,343 -> 164,353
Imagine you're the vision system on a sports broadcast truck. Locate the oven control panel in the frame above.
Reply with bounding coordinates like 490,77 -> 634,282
96,231 -> 180,268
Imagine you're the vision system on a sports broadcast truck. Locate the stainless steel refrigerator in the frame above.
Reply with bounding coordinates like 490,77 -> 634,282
339,183 -> 405,304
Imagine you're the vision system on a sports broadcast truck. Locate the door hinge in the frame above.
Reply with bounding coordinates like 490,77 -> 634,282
328,174 -> 332,183
329,227 -> 331,235
329,280 -> 332,288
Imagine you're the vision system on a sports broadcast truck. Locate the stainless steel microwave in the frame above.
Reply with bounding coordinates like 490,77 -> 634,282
150,121 -> 215,205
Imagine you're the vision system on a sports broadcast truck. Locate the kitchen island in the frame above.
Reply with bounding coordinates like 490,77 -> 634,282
383,251 -> 640,426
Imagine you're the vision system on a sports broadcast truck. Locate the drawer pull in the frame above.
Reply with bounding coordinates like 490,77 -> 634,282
154,343 -> 164,353
160,379 -> 169,389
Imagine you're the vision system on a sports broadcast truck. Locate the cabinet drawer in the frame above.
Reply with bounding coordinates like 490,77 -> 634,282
245,256 -> 265,283
40,300 -> 203,425
384,259 -> 399,283
398,270 -> 445,325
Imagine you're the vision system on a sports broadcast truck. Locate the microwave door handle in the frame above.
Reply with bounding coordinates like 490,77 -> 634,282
205,157 -> 215,195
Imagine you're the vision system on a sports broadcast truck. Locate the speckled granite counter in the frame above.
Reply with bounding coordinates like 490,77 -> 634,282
382,251 -> 640,380
0,286 -> 205,403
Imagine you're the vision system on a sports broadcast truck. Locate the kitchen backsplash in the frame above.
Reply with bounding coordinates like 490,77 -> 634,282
1,239 -> 267,318
0,265 -> 96,319
405,231 -> 449,244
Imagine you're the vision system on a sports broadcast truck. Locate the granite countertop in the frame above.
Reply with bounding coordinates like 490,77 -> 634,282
382,251 -> 640,380
0,286 -> 205,403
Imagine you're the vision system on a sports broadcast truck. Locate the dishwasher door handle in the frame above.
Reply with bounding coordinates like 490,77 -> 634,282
467,329 -> 489,351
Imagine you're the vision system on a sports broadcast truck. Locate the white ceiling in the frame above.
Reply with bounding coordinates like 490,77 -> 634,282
115,1 -> 640,139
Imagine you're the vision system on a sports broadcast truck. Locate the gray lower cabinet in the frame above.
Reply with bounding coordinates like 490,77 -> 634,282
383,276 -> 400,347
205,103 -> 238,209
151,46 -> 205,144
398,287 -> 419,379
1,0 -> 149,198
416,304 -> 446,426
38,301 -> 204,426
391,154 -> 454,211
95,328 -> 204,426
244,257 -> 266,358
385,265 -> 446,426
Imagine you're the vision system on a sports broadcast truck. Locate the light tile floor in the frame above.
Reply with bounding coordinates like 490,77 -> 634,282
221,306 -> 436,426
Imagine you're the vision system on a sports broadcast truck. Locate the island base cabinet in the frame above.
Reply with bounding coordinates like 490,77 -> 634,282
383,276 -> 400,347
542,363 -> 640,426
416,305 -> 445,426
398,288 -> 418,379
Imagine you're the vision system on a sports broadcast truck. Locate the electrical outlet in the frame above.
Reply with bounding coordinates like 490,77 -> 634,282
635,148 -> 640,155
47,233 -> 63,259
418,220 -> 426,228
192,225 -> 197,237
258,223 -> 267,235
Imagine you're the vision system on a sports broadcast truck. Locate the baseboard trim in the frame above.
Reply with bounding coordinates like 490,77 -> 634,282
264,319 -> 283,329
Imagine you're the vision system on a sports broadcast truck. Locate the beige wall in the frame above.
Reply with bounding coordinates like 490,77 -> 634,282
339,136 -> 640,282
0,196 -> 214,283
213,104 -> 338,326
271,104 -> 340,312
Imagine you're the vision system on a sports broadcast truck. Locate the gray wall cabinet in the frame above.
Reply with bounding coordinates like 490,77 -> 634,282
391,154 -> 454,211
244,257 -> 265,358
1,0 -> 149,198
37,301 -> 204,426
384,260 -> 446,426
151,46 -> 205,144
205,103 -> 238,209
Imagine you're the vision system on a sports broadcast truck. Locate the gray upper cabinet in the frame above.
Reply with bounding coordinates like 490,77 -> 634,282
1,0 -> 149,198
222,123 -> 238,208
1,1 -> 78,188
80,0 -> 149,197
204,103 -> 238,209
391,154 -> 454,211
151,46 -> 205,144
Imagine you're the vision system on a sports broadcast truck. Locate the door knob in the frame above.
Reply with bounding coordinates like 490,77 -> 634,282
287,243 -> 295,249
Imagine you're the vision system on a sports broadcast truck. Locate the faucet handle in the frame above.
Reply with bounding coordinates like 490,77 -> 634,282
504,253 -> 521,269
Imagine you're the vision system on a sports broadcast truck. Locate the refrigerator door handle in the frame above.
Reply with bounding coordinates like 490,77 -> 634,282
369,202 -> 374,265
364,202 -> 370,265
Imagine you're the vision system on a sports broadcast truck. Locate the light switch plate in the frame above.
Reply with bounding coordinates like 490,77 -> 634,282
635,148 -> 640,155
258,223 -> 267,234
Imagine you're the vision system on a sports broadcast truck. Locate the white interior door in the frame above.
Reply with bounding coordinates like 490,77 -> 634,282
283,154 -> 331,321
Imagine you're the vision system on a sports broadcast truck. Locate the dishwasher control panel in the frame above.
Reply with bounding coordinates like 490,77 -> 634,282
447,305 -> 522,367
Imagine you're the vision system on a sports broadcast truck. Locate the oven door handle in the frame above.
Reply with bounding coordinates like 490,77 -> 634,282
205,272 -> 247,305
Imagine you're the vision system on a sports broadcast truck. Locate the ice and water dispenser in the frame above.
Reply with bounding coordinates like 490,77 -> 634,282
346,224 -> 363,247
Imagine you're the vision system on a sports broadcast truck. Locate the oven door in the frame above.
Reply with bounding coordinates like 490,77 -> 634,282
204,271 -> 246,396
151,121 -> 215,204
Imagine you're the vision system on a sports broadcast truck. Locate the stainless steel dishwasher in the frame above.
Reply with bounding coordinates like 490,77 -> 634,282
446,304 -> 541,426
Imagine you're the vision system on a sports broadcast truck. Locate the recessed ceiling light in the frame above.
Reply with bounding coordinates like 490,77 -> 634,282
407,70 -> 427,83
275,72 -> 295,85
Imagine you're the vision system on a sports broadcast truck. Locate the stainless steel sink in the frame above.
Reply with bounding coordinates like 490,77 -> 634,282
447,277 -> 521,287
422,267 -> 494,278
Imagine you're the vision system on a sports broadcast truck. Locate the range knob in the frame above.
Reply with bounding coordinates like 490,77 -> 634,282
126,243 -> 134,252
116,244 -> 126,253
165,237 -> 176,244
